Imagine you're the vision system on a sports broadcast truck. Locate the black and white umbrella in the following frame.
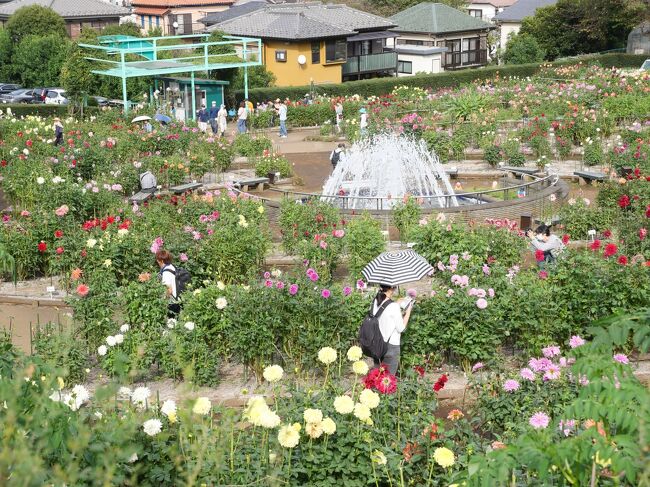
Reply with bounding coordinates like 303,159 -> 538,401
361,250 -> 433,287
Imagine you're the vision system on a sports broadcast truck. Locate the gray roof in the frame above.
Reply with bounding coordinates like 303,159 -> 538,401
390,2 -> 494,35
0,0 -> 129,19
209,2 -> 395,40
493,0 -> 558,22
395,45 -> 448,55
199,0 -> 266,26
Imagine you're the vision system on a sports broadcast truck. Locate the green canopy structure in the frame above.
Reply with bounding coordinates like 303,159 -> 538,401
79,34 -> 262,118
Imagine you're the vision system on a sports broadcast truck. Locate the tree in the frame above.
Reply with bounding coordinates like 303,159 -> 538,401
208,30 -> 237,56
503,33 -> 546,65
11,34 -> 71,87
520,0 -> 646,59
100,22 -> 142,37
230,65 -> 276,91
362,0 -> 467,16
60,45 -> 95,107
6,6 -> 66,43
0,28 -> 12,81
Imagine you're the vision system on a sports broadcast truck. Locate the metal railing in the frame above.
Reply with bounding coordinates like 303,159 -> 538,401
444,49 -> 487,69
342,52 -> 398,75
236,169 -> 560,211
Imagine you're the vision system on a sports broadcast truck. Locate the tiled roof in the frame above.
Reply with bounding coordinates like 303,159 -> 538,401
199,0 -> 266,26
390,2 -> 494,34
209,2 -> 395,40
132,0 -> 233,6
493,0 -> 558,22
0,0 -> 128,18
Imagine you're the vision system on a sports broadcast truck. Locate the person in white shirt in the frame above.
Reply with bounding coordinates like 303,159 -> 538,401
156,249 -> 180,316
372,284 -> 413,375
335,102 -> 343,133
527,224 -> 564,267
278,100 -> 288,138
359,107 -> 368,136
217,104 -> 228,138
237,101 -> 248,134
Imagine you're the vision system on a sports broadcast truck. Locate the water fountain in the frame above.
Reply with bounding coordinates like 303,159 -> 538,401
321,133 -> 459,210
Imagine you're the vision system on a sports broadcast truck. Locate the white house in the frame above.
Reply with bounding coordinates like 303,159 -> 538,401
390,2 -> 494,75
493,0 -> 558,50
466,0 -> 516,22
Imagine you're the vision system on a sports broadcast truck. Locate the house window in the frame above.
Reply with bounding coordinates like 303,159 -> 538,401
468,9 -> 482,18
148,15 -> 152,28
141,15 -> 145,28
397,60 -> 412,74
325,38 -> 347,63
156,16 -> 160,27
445,39 -> 461,67
311,41 -> 320,64
462,37 -> 480,64
275,50 -> 287,62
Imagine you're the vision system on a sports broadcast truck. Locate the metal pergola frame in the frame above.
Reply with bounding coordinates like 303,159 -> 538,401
79,34 -> 262,118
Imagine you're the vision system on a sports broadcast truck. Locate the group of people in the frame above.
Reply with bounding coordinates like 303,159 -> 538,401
196,101 -> 229,137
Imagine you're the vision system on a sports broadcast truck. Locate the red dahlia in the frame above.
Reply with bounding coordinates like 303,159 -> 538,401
376,373 -> 397,395
603,243 -> 618,258
37,241 -> 47,253
562,234 -> 570,245
535,249 -> 545,262
618,255 -> 628,265
590,239 -> 601,251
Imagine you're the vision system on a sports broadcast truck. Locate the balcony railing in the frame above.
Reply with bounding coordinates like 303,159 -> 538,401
444,49 -> 487,69
342,51 -> 397,75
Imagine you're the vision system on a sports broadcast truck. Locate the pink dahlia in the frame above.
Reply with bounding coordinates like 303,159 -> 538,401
542,346 -> 561,358
503,379 -> 520,392
520,368 -> 536,381
613,353 -> 629,365
529,412 -> 550,429
569,335 -> 585,348
476,298 -> 488,309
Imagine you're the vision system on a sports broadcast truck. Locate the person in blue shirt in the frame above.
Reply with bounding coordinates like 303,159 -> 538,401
197,105 -> 209,132
208,101 -> 219,135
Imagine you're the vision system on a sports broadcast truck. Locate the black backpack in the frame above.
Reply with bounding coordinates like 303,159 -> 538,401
331,150 -> 341,165
359,299 -> 392,361
163,267 -> 191,299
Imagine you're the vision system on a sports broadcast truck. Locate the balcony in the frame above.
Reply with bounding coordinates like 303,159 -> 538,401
444,49 -> 488,70
342,51 -> 398,76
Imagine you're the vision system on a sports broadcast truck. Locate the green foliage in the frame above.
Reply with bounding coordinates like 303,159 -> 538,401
345,212 -> 386,279
6,5 -> 66,43
363,0 -> 468,16
520,0 -> 645,60
232,134 -> 272,157
446,93 -> 490,122
33,326 -> 88,384
483,144 -> 502,167
582,138 -> 604,166
0,28 -> 12,81
278,198 -> 343,253
235,53 -> 647,103
100,22 -> 142,37
11,34 -> 71,87
391,196 -> 422,241
422,130 -> 452,163
60,45 -> 95,106
503,33 -> 546,65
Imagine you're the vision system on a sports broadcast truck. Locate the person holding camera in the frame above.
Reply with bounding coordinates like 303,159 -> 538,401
372,284 -> 414,375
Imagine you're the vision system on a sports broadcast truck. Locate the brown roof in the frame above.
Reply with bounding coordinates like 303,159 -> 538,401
132,0 -> 232,6
134,6 -> 170,15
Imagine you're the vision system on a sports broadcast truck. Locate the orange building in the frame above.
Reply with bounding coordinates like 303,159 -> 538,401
204,2 -> 398,86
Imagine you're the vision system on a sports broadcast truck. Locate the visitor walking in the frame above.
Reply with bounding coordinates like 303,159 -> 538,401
372,284 -> 413,375
53,118 -> 64,146
209,101 -> 219,134
197,105 -> 209,132
528,224 -> 564,267
335,102 -> 343,133
217,104 -> 228,138
359,107 -> 368,136
156,249 -> 180,317
330,143 -> 345,170
143,120 -> 153,133
237,101 -> 248,134
278,99 -> 288,138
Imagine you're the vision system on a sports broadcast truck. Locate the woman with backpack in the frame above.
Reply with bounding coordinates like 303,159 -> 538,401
156,249 -> 183,317
371,284 -> 413,375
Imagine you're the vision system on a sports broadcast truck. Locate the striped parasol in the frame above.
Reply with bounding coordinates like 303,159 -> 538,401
361,250 -> 433,287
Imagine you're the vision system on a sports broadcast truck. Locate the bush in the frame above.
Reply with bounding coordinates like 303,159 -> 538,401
0,104 -> 101,118
391,196 -> 422,241
235,54 -> 647,103
503,33 -> 546,65
254,153 -> 292,178
345,212 -> 386,280
232,134 -> 272,157
422,130 -> 452,163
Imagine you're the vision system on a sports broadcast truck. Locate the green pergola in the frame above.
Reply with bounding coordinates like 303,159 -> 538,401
79,34 -> 262,119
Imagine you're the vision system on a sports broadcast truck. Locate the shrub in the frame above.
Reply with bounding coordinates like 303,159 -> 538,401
423,130 -> 452,163
278,198 -> 343,254
391,196 -> 421,242
232,134 -> 273,157
582,138 -> 604,166
484,144 -> 502,167
345,212 -> 386,279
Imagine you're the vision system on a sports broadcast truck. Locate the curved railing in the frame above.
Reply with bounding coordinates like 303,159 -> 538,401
245,168 -> 560,211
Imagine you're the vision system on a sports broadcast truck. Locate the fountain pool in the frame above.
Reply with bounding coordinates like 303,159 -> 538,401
321,134 -> 463,210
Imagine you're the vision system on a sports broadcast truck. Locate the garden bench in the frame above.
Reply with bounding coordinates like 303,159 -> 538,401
233,177 -> 270,192
573,171 -> 606,185
129,190 -> 155,203
170,182 -> 203,195
501,166 -> 539,179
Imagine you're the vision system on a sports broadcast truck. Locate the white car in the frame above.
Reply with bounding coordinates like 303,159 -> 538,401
44,89 -> 68,105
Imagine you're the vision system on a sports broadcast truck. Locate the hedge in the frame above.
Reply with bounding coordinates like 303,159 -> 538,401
0,104 -> 101,118
234,53 -> 647,103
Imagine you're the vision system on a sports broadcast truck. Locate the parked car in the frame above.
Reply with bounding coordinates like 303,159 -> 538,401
44,88 -> 68,105
0,88 -> 34,104
0,83 -> 21,95
30,88 -> 49,103
641,59 -> 650,71
91,96 -> 110,107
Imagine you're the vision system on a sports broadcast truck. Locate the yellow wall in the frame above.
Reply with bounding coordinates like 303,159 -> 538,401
263,40 -> 343,87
